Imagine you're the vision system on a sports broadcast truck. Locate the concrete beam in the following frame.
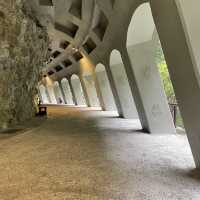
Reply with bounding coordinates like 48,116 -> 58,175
150,0 -> 200,168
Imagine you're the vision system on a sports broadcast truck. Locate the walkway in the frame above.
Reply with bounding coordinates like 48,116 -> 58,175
0,106 -> 199,200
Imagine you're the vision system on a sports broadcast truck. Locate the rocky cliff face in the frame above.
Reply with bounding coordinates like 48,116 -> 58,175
0,0 -> 49,129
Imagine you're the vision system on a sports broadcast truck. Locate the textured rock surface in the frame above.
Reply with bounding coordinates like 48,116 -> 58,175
0,0 -> 49,128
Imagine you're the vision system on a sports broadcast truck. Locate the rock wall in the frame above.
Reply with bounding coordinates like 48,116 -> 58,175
0,0 -> 49,129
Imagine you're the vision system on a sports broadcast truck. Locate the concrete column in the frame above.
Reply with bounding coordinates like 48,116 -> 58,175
122,38 -> 175,133
68,78 -> 78,105
44,85 -> 51,103
53,82 -> 64,104
61,79 -> 74,105
71,76 -> 86,106
110,51 -> 138,119
105,63 -> 124,117
150,0 -> 200,168
96,66 -> 117,111
58,81 -> 67,104
46,85 -> 57,104
79,75 -> 91,107
37,86 -> 43,103
92,70 -> 106,111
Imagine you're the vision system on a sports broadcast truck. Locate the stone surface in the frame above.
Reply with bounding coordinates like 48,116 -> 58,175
0,0 -> 49,128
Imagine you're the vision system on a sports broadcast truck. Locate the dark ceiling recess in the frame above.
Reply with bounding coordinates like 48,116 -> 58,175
69,0 -> 82,19
83,37 -> 97,54
60,41 -> 70,49
55,65 -> 63,72
39,0 -> 53,6
52,50 -> 61,58
62,59 -> 72,68
48,70 -> 54,76
93,10 -> 109,41
73,51 -> 83,61
55,22 -> 79,38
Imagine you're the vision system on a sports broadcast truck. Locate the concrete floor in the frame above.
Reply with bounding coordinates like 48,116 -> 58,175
0,106 -> 200,200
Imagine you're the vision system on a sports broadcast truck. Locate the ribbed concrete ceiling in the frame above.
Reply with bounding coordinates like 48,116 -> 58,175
29,0 -> 155,81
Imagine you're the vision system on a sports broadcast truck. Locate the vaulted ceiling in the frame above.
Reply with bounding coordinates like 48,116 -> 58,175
29,0 -> 155,81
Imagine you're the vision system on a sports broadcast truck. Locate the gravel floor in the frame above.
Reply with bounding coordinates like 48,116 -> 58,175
0,105 -> 199,200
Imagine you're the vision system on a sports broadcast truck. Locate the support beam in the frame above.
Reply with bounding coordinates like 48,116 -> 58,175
92,70 -> 106,111
150,0 -> 200,168
68,78 -> 78,105
105,64 -> 124,117
58,81 -> 67,104
122,37 -> 175,133
45,85 -> 51,104
79,75 -> 91,107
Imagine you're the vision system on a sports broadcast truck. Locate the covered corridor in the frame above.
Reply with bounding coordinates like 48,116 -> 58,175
0,105 -> 199,199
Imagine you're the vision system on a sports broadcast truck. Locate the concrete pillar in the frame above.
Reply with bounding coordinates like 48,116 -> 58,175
82,74 -> 100,107
123,37 -> 175,133
61,79 -> 74,105
46,85 -> 57,104
79,75 -> 91,107
149,0 -> 200,167
44,85 -> 51,103
96,65 -> 117,111
110,50 -> 138,119
105,63 -> 124,117
58,80 -> 67,104
38,85 -> 49,104
68,78 -> 78,105
71,75 -> 86,106
92,70 -> 106,111
53,82 -> 64,104
37,86 -> 43,103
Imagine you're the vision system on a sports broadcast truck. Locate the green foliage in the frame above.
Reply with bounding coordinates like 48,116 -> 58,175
156,45 -> 176,104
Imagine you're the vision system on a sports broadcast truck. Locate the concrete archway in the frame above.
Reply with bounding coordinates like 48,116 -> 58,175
110,49 -> 138,119
71,74 -> 86,106
124,2 -> 175,133
96,63 -> 117,112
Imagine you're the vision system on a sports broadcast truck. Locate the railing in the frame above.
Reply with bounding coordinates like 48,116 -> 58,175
169,103 -> 178,127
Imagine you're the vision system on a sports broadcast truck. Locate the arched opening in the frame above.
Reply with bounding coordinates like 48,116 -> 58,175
53,81 -> 65,104
126,2 -> 176,132
82,71 -> 100,108
38,84 -> 49,104
61,78 -> 74,105
110,49 -> 138,119
95,63 -> 117,112
71,74 -> 86,106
